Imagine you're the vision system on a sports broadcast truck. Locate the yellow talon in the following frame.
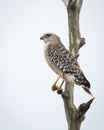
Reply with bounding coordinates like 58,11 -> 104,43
51,76 -> 60,91
57,80 -> 64,94
51,76 -> 64,94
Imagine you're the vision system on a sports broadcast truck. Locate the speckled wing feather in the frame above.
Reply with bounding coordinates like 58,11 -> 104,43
47,43 -> 91,92
47,44 -> 81,75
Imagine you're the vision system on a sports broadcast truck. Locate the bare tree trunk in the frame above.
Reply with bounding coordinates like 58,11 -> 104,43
61,0 -> 94,130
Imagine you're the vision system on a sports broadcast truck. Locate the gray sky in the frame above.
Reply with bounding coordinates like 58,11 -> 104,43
0,0 -> 104,130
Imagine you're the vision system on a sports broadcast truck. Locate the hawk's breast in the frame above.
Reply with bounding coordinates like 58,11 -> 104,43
44,42 -> 63,77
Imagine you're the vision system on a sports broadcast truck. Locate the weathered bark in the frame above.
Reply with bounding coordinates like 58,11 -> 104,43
61,0 -> 94,130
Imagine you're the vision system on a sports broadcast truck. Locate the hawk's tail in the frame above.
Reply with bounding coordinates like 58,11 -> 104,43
81,77 -> 93,97
74,72 -> 93,96
82,86 -> 93,97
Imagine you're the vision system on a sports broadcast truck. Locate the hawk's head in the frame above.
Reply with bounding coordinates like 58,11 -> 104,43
40,33 -> 60,44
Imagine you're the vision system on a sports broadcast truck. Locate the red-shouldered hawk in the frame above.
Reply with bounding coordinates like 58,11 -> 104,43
40,33 -> 92,96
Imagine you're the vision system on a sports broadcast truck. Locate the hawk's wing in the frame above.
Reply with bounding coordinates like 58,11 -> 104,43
47,45 -> 81,75
47,44 -> 91,90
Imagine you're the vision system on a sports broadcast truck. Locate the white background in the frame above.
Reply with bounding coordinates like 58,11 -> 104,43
0,0 -> 104,130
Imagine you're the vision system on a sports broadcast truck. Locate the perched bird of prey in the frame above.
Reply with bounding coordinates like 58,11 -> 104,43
40,33 -> 92,96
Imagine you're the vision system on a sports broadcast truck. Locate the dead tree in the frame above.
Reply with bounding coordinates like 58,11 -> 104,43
60,0 -> 94,130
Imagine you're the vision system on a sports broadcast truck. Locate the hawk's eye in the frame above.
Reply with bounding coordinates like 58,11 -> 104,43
46,34 -> 51,37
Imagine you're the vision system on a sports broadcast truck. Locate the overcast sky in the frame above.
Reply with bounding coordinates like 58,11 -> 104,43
0,0 -> 104,130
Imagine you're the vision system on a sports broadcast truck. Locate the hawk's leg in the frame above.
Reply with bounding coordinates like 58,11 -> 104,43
57,80 -> 64,94
51,76 -> 60,91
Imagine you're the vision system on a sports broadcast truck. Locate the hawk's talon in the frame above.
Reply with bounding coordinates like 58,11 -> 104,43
51,76 -> 61,92
57,88 -> 63,94
57,80 -> 64,94
51,85 -> 58,91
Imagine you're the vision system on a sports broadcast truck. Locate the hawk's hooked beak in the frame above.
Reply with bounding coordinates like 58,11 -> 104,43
40,36 -> 44,40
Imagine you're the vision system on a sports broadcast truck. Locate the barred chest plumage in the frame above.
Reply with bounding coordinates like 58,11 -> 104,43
44,42 -> 63,77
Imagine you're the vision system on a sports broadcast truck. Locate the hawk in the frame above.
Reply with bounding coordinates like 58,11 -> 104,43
40,33 -> 92,96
